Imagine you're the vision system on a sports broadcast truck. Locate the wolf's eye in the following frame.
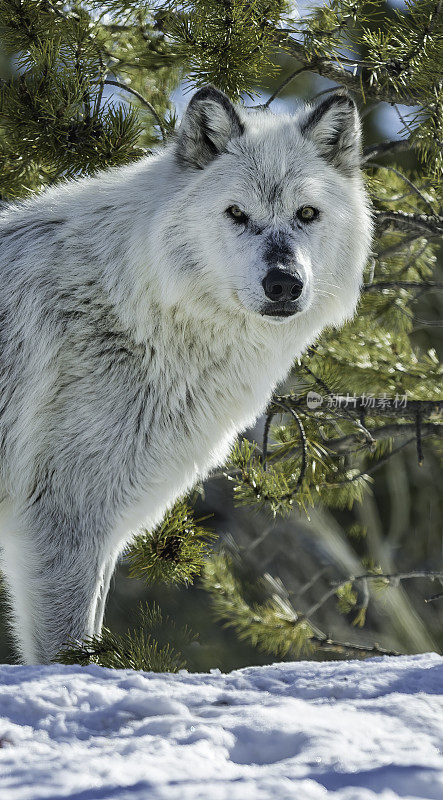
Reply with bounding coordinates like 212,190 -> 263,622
226,205 -> 249,224
296,206 -> 319,223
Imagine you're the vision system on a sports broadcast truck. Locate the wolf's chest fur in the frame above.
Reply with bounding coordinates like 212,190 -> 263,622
90,308 -> 288,539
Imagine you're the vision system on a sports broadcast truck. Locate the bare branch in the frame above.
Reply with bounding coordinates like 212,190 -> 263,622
393,103 -> 415,137
369,162 -> 436,216
332,434 -> 437,486
399,305 -> 443,327
425,590 -> 443,603
305,571 -> 443,619
373,210 -> 443,236
104,80 -> 166,140
279,35 -> 417,105
272,395 -> 443,417
259,65 -> 310,108
326,422 -> 442,452
362,280 -> 443,293
262,410 -> 274,471
311,634 -> 400,657
362,139 -> 415,162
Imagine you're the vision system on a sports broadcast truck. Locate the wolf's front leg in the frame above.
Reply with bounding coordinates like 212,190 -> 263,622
0,501 -> 114,664
93,549 -> 122,635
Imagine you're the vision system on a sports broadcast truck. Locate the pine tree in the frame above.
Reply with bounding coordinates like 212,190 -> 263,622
1,0 -> 442,667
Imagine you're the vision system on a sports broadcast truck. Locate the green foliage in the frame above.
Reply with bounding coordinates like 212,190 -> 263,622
336,581 -> 358,614
346,523 -> 367,540
0,0 -> 178,197
227,434 -> 373,516
128,499 -> 215,586
165,0 -> 291,99
57,602 -> 197,671
227,438 -> 303,516
202,553 -> 315,657
294,0 -> 442,183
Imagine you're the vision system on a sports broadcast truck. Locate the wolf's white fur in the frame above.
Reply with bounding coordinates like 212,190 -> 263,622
0,88 -> 372,663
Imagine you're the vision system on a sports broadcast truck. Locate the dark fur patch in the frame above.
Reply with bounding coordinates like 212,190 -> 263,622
300,91 -> 355,137
249,221 -> 265,236
1,218 -> 66,244
263,231 -> 293,268
175,85 -> 244,169
188,86 -> 244,138
300,91 -> 360,175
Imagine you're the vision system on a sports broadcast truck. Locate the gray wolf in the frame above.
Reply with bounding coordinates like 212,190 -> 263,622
0,86 -> 372,663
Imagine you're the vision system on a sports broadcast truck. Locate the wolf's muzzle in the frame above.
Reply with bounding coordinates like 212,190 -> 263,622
262,268 -> 303,303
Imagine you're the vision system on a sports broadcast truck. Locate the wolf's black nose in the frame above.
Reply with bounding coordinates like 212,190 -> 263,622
262,269 -> 303,302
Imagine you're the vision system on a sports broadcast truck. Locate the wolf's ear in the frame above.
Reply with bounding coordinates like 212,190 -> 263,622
300,91 -> 362,174
176,86 -> 244,169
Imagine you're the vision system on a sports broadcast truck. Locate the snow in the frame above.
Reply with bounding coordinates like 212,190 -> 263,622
1,653 -> 442,800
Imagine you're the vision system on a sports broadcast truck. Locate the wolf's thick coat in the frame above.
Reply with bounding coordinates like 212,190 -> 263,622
0,88 -> 371,663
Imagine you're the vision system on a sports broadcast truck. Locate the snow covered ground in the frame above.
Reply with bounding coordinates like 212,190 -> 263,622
0,653 -> 442,800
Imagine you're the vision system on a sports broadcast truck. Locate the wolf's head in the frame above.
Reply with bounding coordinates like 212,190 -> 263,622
154,86 -> 372,334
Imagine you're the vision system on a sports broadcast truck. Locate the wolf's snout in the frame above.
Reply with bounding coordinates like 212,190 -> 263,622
262,269 -> 303,302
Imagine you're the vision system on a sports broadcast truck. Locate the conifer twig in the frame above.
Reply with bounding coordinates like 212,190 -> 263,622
369,162 -> 436,216
104,80 -> 166,140
205,555 -> 403,659
362,280 -> 443,293
262,410 -> 274,471
310,634 -> 400,657
325,422 -> 442,452
373,210 -> 443,236
285,407 -> 307,494
272,395 -> 443,417
304,571 -> 443,620
362,139 -> 415,161
259,65 -> 311,108
279,35 -> 417,105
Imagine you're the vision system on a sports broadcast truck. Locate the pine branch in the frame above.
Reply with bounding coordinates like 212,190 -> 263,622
271,395 -> 443,417
326,422 -> 442,452
128,499 -> 215,587
405,0 -> 443,63
310,634 -> 400,657
203,554 -> 403,660
362,139 -> 415,161
304,571 -> 443,619
57,602 -> 197,671
373,210 -> 443,236
104,80 -> 166,140
369,162 -> 437,216
279,35 -> 418,105
362,281 -> 443,293
264,395 -> 442,483
204,557 -> 443,662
